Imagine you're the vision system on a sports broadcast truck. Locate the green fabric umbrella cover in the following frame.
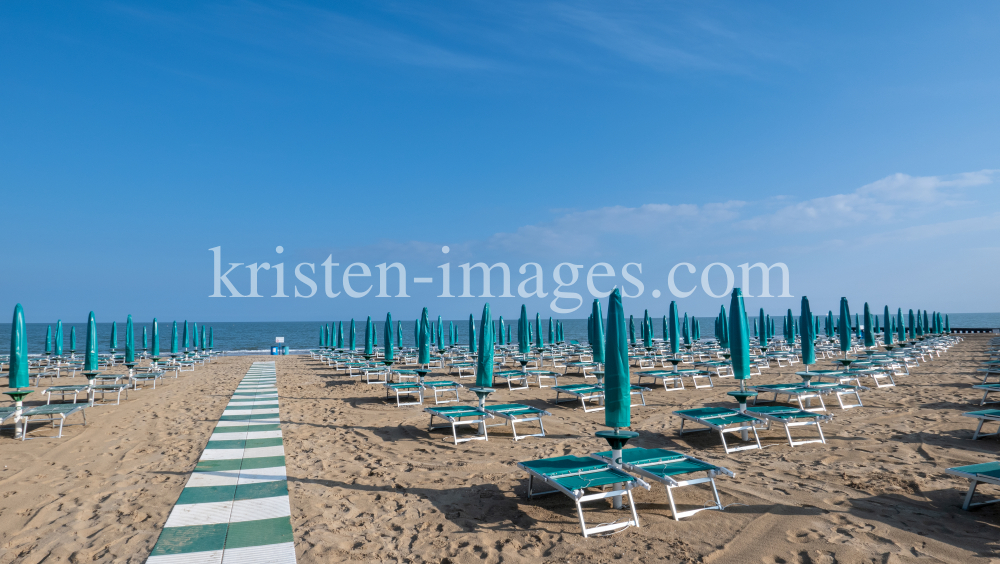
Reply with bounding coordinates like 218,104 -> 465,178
883,306 -> 893,345
518,305 -> 529,355
55,320 -> 63,356
8,304 -> 29,388
729,289 -> 751,388
799,297 -> 815,366
110,321 -> 118,351
548,317 -> 554,345
397,321 -> 403,348
668,301 -> 680,355
643,310 -> 653,349
418,308 -> 431,364
151,318 -> 160,357
437,316 -> 444,350
603,289 -> 631,429
349,319 -> 357,350
629,315 -> 636,347
182,321 -> 188,350
863,303 -> 875,347
84,311 -> 99,372
171,321 -> 179,354
718,305 -> 729,349
468,314 -> 476,354
591,299 -> 605,364
142,326 -> 147,350
683,314 -> 691,345
475,303 -> 495,388
364,316 -> 373,355
497,316 -> 505,345
838,298 -> 851,353
384,313 -> 394,362
45,325 -> 52,354
535,313 -> 542,348
70,326 -> 76,352
192,323 -> 199,350
125,315 -> 135,364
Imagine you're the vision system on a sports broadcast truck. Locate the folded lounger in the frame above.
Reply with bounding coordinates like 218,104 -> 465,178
517,455 -> 648,537
744,405 -> 831,447
20,403 -> 89,440
674,407 -> 763,454
424,405 -> 492,444
973,384 -> 1000,406
962,409 -> 1000,440
420,380 -> 463,405
383,381 -> 423,407
591,447 -> 734,520
946,462 -> 1000,510
481,403 -> 551,440
43,385 -> 90,404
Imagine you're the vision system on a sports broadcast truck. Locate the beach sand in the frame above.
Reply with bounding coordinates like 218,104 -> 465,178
1,336 -> 998,563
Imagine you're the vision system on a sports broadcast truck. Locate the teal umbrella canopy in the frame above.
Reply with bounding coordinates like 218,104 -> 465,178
591,299 -> 605,364
449,321 -> 455,346
907,310 -> 915,339
644,310 -> 653,349
548,317 -> 554,345
603,289 -> 631,429
694,318 -> 701,341
752,319 -> 758,338
785,310 -> 793,343
125,315 -> 135,364
497,316 -> 505,345
209,327 -> 214,349
55,320 -> 63,356
468,314 -> 476,354
588,314 -> 594,344
629,315 -> 636,346
364,316 -> 373,355
838,298 -> 851,353
800,296 -> 815,366
923,310 -> 930,334
200,325 -> 206,350
110,321 -> 118,350
662,316 -> 667,340
142,326 -> 147,350
683,314 -> 691,345
506,325 -> 511,344
45,325 -> 52,354
84,311 -> 99,372
863,303 -> 875,347
759,308 -> 767,343
193,323 -> 199,349
719,305 -> 729,348
8,304 -> 29,388
517,305 -> 530,354
729,289 -> 751,387
883,306 -> 893,345
668,301 -> 680,355
319,326 -> 324,347
437,316 -> 444,350
535,313 -> 542,348
172,322 -> 179,354
151,319 -> 160,357
397,321 -> 403,348
183,321 -> 189,350
70,326 -> 77,352
414,320 -> 419,345
945,314 -> 951,333
349,319 -> 357,350
418,308 -> 431,364
476,303 -> 495,388
827,311 -> 834,338
384,313 -> 394,362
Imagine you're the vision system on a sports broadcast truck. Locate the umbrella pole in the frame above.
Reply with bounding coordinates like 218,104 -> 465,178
611,426 -> 623,510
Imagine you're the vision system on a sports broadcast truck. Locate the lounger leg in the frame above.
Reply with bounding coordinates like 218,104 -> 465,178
816,421 -> 826,444
626,490 -> 640,529
962,480 -> 979,511
709,476 -> 723,511
576,501 -> 590,538
666,485 -> 680,521
973,419 -> 986,440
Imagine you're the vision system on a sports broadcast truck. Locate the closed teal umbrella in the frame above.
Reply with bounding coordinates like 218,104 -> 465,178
141,326 -> 147,352
437,316 -> 444,350
364,316 -> 373,355
759,308 -> 766,345
349,319 -> 357,350
182,321 -> 188,350
827,311 -> 834,338
200,325 -> 206,351
476,303 -> 494,388
907,310 -> 915,339
629,315 -> 636,347
209,327 -> 214,350
192,322 -> 199,350
838,298 -> 851,355
548,317 -> 554,345
125,315 -> 135,365
883,306 -> 893,346
70,326 -> 76,354
110,321 -> 118,351
418,308 -> 431,365
506,325 -> 511,344
336,322 -> 343,348
319,325 -> 324,347
372,319 -> 377,348
449,321 -> 455,346
729,289 -> 751,390
662,316 -> 668,341
591,299 -> 605,364
8,304 -> 29,388
643,310 -> 653,349
55,320 -> 63,356
414,320 -> 419,346
518,305 -> 529,355
397,321 -> 403,348
668,301 -> 680,356
171,321 -> 179,354
800,297 -> 815,367
469,314 -> 476,354
497,316 -> 505,345
384,313 -> 394,362
535,313 -> 542,349
694,318 -> 701,341
84,311 -> 99,373
923,310 -> 930,334
719,305 -> 729,348
863,303 -> 875,347
945,315 -> 951,333
604,288 -> 631,429
683,314 -> 691,346
151,318 -> 160,357
45,325 -> 52,354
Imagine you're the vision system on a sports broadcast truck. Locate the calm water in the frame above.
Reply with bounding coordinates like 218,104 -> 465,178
2,313 -> 997,355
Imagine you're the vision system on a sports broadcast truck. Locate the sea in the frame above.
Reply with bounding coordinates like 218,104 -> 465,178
2,313 -> 998,356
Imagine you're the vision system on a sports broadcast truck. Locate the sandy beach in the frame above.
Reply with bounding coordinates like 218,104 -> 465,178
2,336 -> 999,563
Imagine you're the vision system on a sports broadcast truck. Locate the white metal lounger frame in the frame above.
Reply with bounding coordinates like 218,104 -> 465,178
750,386 -> 827,413
974,384 -> 1000,406
519,463 -> 647,537
420,381 -> 463,405
946,465 -> 1000,510
425,407 -> 492,444
676,411 -> 763,454
92,383 -> 129,405
554,385 -> 605,412
482,405 -> 551,440
963,411 -> 1000,440
384,382 -> 424,407
745,409 -> 831,447
20,404 -> 89,440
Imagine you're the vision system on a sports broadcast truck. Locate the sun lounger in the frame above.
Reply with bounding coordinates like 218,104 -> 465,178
744,405 -> 831,447
494,369 -> 529,391
481,403 -> 551,440
0,406 -> 17,431
637,369 -> 714,391
42,384 -> 90,404
424,405 -> 492,444
517,455 -> 647,537
591,447 -> 734,520
946,462 -> 1000,510
553,383 -> 605,412
131,371 -> 165,389
526,370 -> 561,388
805,382 -> 864,409
750,383 -> 827,412
19,403 -> 89,440
420,380 -> 463,404
91,383 -> 130,405
973,384 -> 1000,406
962,409 -> 1000,440
674,407 -> 763,454
384,381 -> 423,407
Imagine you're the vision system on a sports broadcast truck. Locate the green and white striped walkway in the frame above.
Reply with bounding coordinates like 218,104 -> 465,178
147,361 -> 297,564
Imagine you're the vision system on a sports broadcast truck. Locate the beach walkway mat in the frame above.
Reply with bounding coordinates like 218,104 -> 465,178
146,361 -> 297,564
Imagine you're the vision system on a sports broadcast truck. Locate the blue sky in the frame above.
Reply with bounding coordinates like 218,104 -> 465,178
2,1 -> 999,323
